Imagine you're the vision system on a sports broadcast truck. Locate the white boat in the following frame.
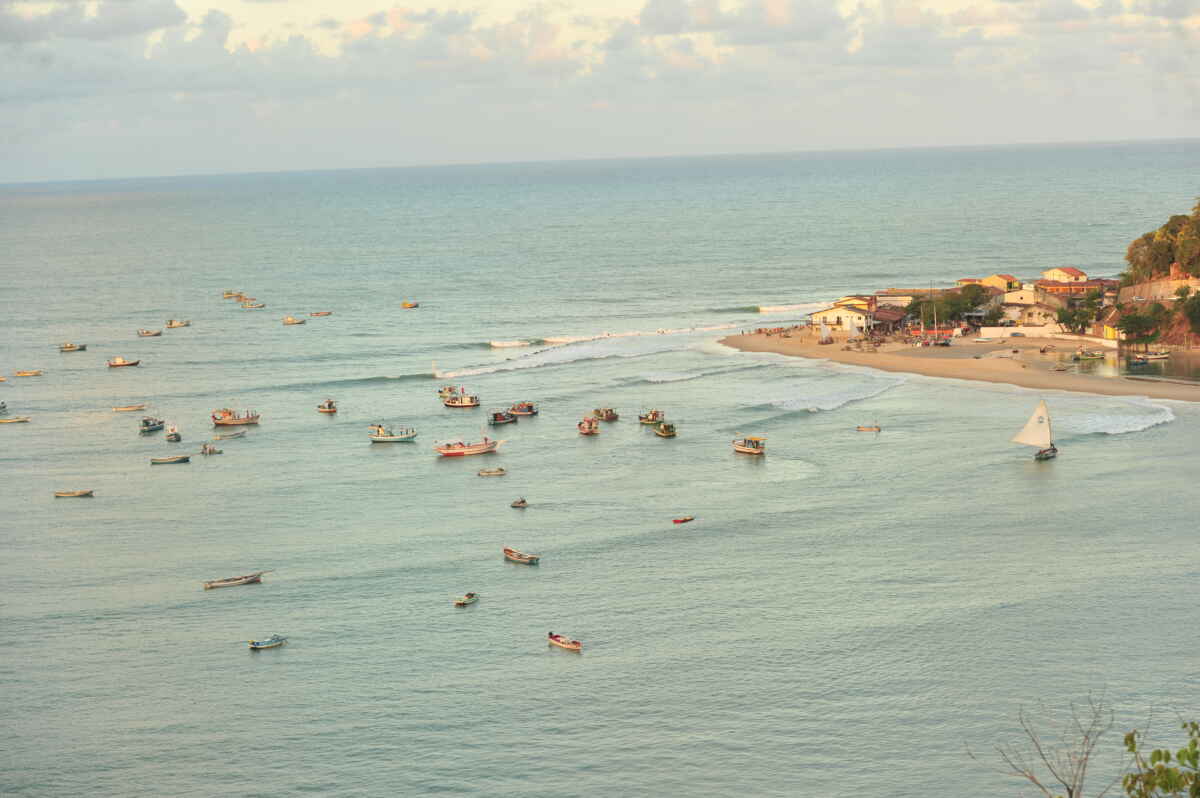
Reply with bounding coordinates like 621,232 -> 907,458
443,388 -> 480,408
368,424 -> 417,442
732,436 -> 766,455
165,320 -> 191,328
1012,400 -> 1057,461
434,437 -> 503,456
490,340 -> 531,348
214,429 -> 246,440
283,316 -> 306,325
1143,351 -> 1170,360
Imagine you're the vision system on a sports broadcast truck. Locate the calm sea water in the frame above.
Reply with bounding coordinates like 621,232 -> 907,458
3,141 -> 1200,796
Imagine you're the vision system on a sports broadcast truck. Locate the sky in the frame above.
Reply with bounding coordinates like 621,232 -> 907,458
1,0 -> 1198,182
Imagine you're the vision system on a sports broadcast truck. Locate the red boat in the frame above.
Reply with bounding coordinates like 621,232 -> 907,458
577,417 -> 600,435
548,632 -> 582,652
309,311 -> 333,317
434,437 -> 502,456
212,408 -> 260,426
673,516 -> 695,524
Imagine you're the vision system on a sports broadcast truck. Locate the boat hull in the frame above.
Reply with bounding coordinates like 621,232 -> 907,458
248,637 -> 286,650
204,573 -> 264,589
150,455 -> 190,464
548,635 -> 582,652
107,361 -> 140,368
503,548 -> 539,564
434,440 -> 501,456
0,417 -> 31,423
54,490 -> 94,498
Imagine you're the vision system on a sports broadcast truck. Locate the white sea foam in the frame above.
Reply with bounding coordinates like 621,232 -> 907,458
1056,397 -> 1175,436
765,374 -> 905,413
757,302 -> 826,314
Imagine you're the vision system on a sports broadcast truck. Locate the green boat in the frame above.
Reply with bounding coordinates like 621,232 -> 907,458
454,592 -> 479,607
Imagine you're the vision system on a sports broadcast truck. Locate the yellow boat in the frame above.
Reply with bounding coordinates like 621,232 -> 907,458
732,436 -> 766,455
14,370 -> 42,377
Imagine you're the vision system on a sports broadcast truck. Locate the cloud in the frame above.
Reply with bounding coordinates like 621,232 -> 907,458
0,0 -> 186,44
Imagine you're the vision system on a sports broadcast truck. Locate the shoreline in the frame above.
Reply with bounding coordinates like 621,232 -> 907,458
719,330 -> 1200,402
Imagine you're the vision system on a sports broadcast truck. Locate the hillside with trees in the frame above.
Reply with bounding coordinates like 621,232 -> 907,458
1122,199 -> 1200,285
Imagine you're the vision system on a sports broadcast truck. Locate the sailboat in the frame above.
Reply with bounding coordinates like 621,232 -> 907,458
1012,400 -> 1057,461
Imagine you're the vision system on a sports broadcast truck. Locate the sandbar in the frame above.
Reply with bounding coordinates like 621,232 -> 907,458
719,330 -> 1200,402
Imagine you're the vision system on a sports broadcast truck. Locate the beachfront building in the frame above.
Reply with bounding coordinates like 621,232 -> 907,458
1041,266 -> 1087,282
834,295 -> 876,311
982,274 -> 1021,291
810,305 -> 872,332
1002,286 -> 1067,311
874,291 -> 918,308
1092,306 -> 1125,340
870,306 -> 907,333
1035,278 -> 1119,297
1003,302 -> 1062,326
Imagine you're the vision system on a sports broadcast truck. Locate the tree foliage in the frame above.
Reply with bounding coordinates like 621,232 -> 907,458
1123,721 -> 1200,797
1122,199 -> 1200,284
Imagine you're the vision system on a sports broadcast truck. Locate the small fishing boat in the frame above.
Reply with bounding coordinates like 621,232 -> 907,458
140,416 -> 165,433
58,342 -> 87,352
1072,350 -> 1105,361
438,385 -> 458,398
673,516 -> 695,524
212,408 -> 260,426
0,375 -> 5,381
732,436 -> 766,455
488,409 -> 517,425
593,408 -> 619,422
511,498 -> 528,508
107,357 -> 140,368
1128,357 -> 1148,366
137,329 -> 162,337
402,301 -> 419,309
214,429 -> 247,440
509,401 -> 538,416
54,490 -> 94,498
248,634 -> 286,650
1143,351 -> 1171,360
150,454 -> 190,464
112,403 -> 146,412
434,437 -> 502,456
222,290 -> 241,299
478,467 -> 507,477
855,424 -> 882,433
1012,399 -> 1057,461
578,417 -> 600,435
165,320 -> 190,328
165,424 -> 182,442
317,399 -> 337,414
548,632 -> 582,652
14,370 -> 43,377
241,302 -> 265,309
490,340 -> 530,348
654,422 -> 677,438
309,311 -> 333,317
283,316 -> 306,325
204,570 -> 269,589
638,409 -> 665,425
1051,364 -> 1071,372
200,443 -> 223,455
454,592 -> 478,607
443,390 -> 480,408
368,424 -> 417,442
0,416 -> 31,423
503,547 -> 539,564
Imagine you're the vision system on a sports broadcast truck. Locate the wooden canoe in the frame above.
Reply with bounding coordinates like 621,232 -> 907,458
502,547 -> 539,564
548,633 -> 582,651
0,417 -> 31,423
150,455 -> 190,464
54,490 -> 94,498
14,370 -> 43,377
113,404 -> 147,412
248,635 -> 286,650
204,571 -> 267,589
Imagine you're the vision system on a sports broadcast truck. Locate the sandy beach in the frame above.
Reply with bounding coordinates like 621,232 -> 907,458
720,330 -> 1200,402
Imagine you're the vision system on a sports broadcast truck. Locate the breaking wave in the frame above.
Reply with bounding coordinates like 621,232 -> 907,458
748,374 -> 905,414
1057,398 -> 1175,436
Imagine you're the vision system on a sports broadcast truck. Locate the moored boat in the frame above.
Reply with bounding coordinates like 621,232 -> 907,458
654,422 -> 677,438
1143,351 -> 1170,360
14,370 -> 43,377
317,399 -> 337,414
434,437 -> 502,456
368,424 -> 417,442
577,417 -> 600,435
241,302 -> 265,309
548,632 -> 582,652
638,409 -> 664,425
488,409 -> 517,425
478,467 -> 506,477
443,389 -> 480,408
502,547 -> 539,564
54,489 -> 94,498
58,343 -> 87,352
200,443 -> 223,455
453,592 -> 478,607
673,516 -> 695,524
165,320 -> 190,328
204,570 -> 269,589
107,357 -> 140,368
1072,350 -> 1105,361
140,416 -> 165,433
732,436 -> 766,455
283,316 -> 306,325
112,403 -> 146,411
509,401 -> 538,416
214,429 -> 247,440
511,498 -> 528,508
222,290 -> 241,299
137,329 -> 162,337
855,424 -> 882,433
593,408 -> 619,422
212,408 -> 260,426
0,416 -> 31,423
150,454 -> 190,464
165,424 -> 182,442
248,634 -> 286,650
401,301 -> 419,309
309,311 -> 333,317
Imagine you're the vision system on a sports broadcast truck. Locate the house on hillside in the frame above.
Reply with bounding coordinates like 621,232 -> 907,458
1002,286 -> 1067,310
1041,266 -> 1087,282
1092,306 -> 1124,340
982,274 -> 1021,291
1117,262 -> 1200,304
1035,278 -> 1119,297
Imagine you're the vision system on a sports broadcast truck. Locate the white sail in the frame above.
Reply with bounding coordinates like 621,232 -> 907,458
1011,400 -> 1053,448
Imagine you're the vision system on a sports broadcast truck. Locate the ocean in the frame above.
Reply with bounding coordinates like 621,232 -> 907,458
2,140 -> 1199,796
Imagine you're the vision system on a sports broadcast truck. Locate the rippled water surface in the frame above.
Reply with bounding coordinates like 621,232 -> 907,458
3,142 -> 1200,796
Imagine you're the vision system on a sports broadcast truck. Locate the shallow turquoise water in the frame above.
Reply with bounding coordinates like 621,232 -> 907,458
2,142 -> 1200,796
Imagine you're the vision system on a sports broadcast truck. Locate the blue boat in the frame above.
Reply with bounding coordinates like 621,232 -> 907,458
248,634 -> 287,650
140,416 -> 164,433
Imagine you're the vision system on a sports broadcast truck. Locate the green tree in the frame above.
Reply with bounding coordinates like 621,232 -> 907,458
959,283 -> 989,307
1122,721 -> 1200,797
1175,286 -> 1191,301
1116,312 -> 1159,351
984,305 -> 1004,325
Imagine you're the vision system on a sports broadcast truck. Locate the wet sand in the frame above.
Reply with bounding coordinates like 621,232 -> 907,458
720,331 -> 1200,402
